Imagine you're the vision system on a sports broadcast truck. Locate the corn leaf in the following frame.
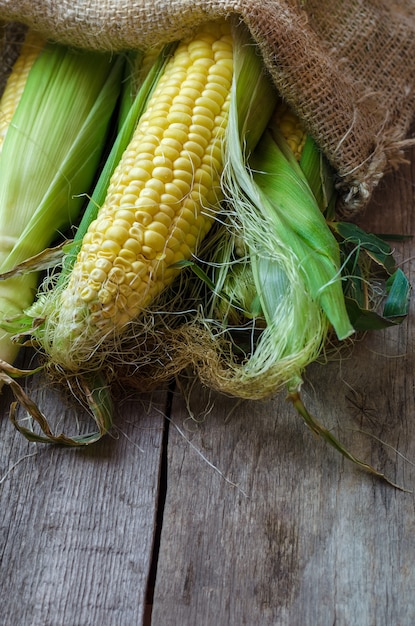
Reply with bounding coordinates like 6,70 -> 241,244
0,242 -> 67,280
288,390 -> 409,491
174,259 -> 216,292
344,270 -> 410,330
330,221 -> 411,330
384,269 -> 411,318
232,24 -> 277,155
8,372 -> 113,444
332,221 -> 396,274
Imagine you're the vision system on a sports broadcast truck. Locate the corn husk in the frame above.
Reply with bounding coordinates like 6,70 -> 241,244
0,36 -> 125,365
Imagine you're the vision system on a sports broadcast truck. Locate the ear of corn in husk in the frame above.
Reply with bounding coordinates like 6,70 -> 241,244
169,97 -> 353,397
249,121 -> 354,342
170,97 -> 409,401
24,19 -> 277,377
0,30 -> 125,365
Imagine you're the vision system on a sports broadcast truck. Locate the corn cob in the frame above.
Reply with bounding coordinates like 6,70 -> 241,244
0,30 -> 46,152
41,21 -> 234,368
0,35 -> 124,365
272,101 -> 306,161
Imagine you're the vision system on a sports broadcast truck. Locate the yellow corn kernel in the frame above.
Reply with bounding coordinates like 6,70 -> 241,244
60,20 -> 233,337
272,101 -> 307,161
0,30 -> 45,151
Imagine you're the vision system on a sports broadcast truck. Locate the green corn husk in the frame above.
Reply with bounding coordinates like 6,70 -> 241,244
249,130 -> 354,342
0,36 -> 125,365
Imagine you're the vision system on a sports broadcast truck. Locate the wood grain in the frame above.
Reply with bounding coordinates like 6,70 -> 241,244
0,368 -> 167,626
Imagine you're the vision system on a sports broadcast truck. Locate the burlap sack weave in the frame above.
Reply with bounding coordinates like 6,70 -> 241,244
1,0 -> 415,215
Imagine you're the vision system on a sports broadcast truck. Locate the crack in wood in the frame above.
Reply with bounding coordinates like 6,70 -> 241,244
143,381 -> 174,625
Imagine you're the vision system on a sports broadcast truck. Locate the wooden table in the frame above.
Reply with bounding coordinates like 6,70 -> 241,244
1,143 -> 415,625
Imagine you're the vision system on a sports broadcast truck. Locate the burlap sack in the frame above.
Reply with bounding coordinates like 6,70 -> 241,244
1,0 -> 415,215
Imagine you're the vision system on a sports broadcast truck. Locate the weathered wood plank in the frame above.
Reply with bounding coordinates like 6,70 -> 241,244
0,365 -> 167,626
151,150 -> 415,625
